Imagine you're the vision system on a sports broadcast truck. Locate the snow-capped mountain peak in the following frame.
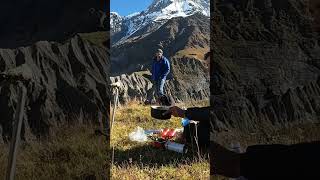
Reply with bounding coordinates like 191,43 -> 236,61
146,0 -> 210,21
111,0 -> 210,44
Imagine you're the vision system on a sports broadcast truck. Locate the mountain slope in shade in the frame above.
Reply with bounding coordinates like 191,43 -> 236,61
110,0 -> 210,45
210,0 -> 320,137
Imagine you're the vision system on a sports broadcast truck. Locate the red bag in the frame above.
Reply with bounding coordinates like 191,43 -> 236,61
161,128 -> 176,139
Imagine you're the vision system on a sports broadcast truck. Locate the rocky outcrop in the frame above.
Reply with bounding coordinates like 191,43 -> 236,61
211,0 -> 320,134
0,35 -> 110,142
110,57 -> 209,103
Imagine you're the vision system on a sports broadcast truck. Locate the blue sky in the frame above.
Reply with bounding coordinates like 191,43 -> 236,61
111,0 -> 153,16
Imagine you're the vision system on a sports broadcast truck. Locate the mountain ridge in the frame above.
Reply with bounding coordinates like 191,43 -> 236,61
110,0 -> 210,45
0,35 -> 110,142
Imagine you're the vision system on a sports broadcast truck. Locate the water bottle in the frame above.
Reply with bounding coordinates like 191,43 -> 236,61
181,117 -> 190,127
164,141 -> 188,154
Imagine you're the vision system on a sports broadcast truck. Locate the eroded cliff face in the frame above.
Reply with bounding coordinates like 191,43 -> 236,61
110,57 -> 209,104
0,36 -> 110,142
211,0 -> 320,136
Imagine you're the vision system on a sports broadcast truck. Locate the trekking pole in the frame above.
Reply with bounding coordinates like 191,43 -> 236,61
110,81 -> 121,168
111,82 -> 120,129
6,83 -> 27,180
191,120 -> 201,160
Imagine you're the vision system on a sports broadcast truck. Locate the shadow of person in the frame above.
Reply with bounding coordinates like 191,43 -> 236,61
113,144 -> 208,168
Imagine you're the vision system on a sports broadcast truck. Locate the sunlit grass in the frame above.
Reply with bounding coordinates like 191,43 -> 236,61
111,100 -> 210,179
174,47 -> 210,60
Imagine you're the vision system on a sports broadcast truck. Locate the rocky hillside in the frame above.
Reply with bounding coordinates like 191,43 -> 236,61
111,57 -> 209,103
211,0 -> 320,136
0,35 -> 110,142
0,1 -> 109,142
110,0 -> 211,103
111,13 -> 210,103
112,13 -> 209,74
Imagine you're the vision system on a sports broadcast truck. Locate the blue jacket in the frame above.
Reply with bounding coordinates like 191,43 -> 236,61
151,56 -> 170,81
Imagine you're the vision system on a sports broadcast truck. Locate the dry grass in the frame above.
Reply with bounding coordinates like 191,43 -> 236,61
0,100 -> 210,180
111,100 -> 210,180
0,125 -> 109,180
174,47 -> 209,60
79,31 -> 107,47
112,161 -> 209,180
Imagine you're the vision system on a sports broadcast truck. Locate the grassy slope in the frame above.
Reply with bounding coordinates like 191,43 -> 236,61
174,47 -> 209,60
0,125 -> 109,180
111,101 -> 210,180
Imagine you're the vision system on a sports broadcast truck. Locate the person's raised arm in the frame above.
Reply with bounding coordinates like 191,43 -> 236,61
165,106 -> 210,123
185,106 -> 210,122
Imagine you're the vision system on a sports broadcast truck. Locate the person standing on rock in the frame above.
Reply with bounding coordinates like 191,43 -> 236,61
146,49 -> 170,104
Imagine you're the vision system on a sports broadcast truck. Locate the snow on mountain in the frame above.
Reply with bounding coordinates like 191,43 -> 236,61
125,12 -> 141,19
111,0 -> 210,44
146,0 -> 210,21
110,12 -> 123,33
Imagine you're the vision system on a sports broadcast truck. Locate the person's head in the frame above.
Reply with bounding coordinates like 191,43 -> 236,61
155,49 -> 163,60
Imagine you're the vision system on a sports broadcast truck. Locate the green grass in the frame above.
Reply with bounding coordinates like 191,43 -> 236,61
111,101 -> 210,179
